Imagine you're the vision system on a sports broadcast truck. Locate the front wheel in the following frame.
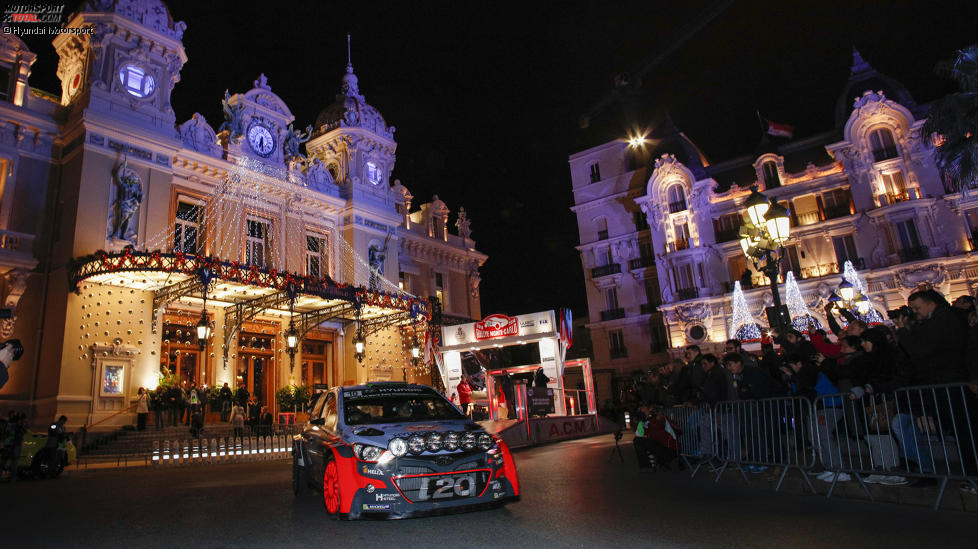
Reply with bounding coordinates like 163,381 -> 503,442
323,457 -> 340,517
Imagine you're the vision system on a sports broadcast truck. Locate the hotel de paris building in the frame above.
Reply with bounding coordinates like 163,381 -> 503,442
570,50 -> 978,378
0,1 -> 486,427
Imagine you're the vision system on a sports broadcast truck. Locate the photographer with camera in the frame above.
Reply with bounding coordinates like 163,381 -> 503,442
0,339 -> 25,391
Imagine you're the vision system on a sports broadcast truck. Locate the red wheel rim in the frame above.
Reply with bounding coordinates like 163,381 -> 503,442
323,460 -> 339,514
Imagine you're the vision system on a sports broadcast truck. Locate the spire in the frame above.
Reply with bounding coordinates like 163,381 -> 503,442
850,47 -> 871,75
340,34 -> 361,98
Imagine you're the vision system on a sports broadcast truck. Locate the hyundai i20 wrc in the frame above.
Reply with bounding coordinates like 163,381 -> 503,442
292,382 -> 520,519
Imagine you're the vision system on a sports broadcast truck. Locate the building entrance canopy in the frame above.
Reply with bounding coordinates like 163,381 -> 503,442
70,247 -> 429,359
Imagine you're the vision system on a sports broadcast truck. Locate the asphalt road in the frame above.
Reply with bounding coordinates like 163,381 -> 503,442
4,435 -> 978,548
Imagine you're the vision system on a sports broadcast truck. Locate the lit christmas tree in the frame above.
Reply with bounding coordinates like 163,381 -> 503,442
730,281 -> 761,341
785,271 -> 821,332
842,260 -> 884,324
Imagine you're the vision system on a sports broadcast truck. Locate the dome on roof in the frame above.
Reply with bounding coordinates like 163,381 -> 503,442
315,63 -> 394,139
835,48 -> 916,128
81,0 -> 186,40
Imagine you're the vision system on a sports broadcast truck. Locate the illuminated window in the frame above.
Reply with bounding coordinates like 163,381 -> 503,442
673,222 -> 690,250
667,184 -> 687,213
245,217 -> 271,268
870,128 -> 898,162
118,64 -> 156,98
306,233 -> 328,278
173,200 -> 202,254
435,272 -> 444,305
762,161 -> 780,188
589,162 -> 601,183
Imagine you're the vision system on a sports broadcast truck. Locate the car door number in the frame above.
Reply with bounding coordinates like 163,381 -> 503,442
417,474 -> 476,501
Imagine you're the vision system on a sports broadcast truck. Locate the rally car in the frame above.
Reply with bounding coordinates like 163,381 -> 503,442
292,382 -> 520,519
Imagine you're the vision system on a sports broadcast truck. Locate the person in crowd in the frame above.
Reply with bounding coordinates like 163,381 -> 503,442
135,387 -> 149,431
697,353 -> 739,461
151,388 -> 164,430
1,411 -> 25,482
632,404 -> 654,470
780,353 -> 820,401
644,406 -> 682,471
189,402 -> 204,438
235,384 -> 250,407
500,373 -> 517,419
534,367 -> 551,388
45,415 -> 68,473
457,377 -> 473,419
247,397 -> 260,429
219,382 -> 233,422
890,290 -> 972,483
724,339 -> 758,369
759,341 -> 784,381
807,317 -> 842,359
186,383 -> 201,426
826,335 -> 869,392
951,295 -> 975,328
0,343 -> 18,392
166,384 -> 182,427
659,359 -> 694,407
683,345 -> 707,389
230,402 -> 245,441
724,352 -> 785,471
259,406 -> 273,436
778,329 -> 819,364
822,303 -> 866,338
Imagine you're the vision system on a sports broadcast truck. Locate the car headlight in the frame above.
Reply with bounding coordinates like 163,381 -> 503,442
461,432 -> 477,451
388,437 -> 408,457
407,434 -> 425,454
477,433 -> 494,451
425,432 -> 443,452
443,432 -> 460,451
353,443 -> 386,462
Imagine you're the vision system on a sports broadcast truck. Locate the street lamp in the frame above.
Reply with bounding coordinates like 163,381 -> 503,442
353,325 -> 366,363
285,321 -> 298,371
196,289 -> 211,351
832,279 -> 870,316
738,186 -> 792,336
410,336 -> 421,364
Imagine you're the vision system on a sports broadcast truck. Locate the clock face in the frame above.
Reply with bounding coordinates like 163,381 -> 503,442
248,124 -> 275,157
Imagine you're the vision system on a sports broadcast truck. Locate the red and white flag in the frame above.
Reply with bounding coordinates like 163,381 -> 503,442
765,118 -> 794,139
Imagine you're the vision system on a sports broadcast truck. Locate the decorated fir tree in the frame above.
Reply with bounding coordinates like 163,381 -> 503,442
730,281 -> 761,341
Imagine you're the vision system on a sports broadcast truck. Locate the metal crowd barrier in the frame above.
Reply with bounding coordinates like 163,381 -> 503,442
662,404 -> 713,478
710,397 -> 816,493
813,382 -> 978,510
152,433 -> 292,466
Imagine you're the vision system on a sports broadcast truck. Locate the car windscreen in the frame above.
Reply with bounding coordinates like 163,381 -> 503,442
342,392 -> 464,425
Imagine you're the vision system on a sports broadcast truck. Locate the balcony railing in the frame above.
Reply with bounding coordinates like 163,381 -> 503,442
898,245 -> 929,262
676,287 -> 699,300
628,255 -> 655,270
590,264 -> 621,278
668,200 -> 687,214
673,238 -> 690,251
597,229 -> 608,241
0,229 -> 35,255
878,188 -> 920,206
610,348 -> 628,359
795,210 -> 822,226
600,308 -> 626,321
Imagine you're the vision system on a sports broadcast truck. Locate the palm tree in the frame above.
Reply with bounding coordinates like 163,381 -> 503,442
922,44 -> 978,193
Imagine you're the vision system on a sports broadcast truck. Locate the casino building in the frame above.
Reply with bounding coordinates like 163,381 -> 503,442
570,49 -> 978,378
0,0 -> 486,427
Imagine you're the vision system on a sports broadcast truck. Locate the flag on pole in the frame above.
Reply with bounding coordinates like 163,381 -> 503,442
764,118 -> 794,139
558,308 -> 573,363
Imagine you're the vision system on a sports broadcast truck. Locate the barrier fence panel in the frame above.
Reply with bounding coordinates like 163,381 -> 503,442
711,397 -> 816,493
814,382 -> 978,509
663,404 -> 714,478
150,433 -> 292,467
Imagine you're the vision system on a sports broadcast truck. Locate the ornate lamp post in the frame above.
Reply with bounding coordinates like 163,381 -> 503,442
832,279 -> 870,316
738,186 -> 792,336
352,308 -> 366,364
410,335 -> 421,365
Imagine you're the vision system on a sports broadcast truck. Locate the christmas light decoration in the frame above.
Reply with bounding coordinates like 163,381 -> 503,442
841,260 -> 884,324
784,271 -> 821,332
730,281 -> 761,341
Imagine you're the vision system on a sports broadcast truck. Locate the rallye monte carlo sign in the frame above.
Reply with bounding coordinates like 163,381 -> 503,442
441,311 -> 556,348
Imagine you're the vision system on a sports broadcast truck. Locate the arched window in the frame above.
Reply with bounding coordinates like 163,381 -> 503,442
762,161 -> 780,188
869,128 -> 898,162
595,217 -> 608,240
667,184 -> 687,213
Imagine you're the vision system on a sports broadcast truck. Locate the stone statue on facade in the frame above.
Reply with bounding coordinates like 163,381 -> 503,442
456,207 -> 472,241
283,123 -> 312,163
368,234 -> 391,291
218,90 -> 245,142
109,158 -> 143,243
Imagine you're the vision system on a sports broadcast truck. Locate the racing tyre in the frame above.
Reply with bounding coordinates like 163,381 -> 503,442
322,456 -> 340,518
292,445 -> 302,496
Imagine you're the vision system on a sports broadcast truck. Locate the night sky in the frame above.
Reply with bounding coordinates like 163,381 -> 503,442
19,0 -> 978,319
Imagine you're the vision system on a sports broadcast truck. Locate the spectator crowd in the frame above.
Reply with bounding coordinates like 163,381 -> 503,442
622,289 -> 978,495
